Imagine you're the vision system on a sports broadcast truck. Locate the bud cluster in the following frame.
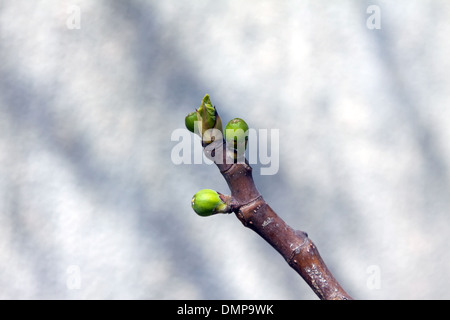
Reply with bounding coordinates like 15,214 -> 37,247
185,94 -> 249,160
185,94 -> 250,217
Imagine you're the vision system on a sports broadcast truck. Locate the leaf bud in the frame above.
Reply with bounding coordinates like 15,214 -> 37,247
224,118 -> 249,161
185,94 -> 223,146
191,189 -> 229,217
185,111 -> 198,133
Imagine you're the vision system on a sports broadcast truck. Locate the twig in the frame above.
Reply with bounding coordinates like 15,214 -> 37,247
186,95 -> 353,300
205,140 -> 353,300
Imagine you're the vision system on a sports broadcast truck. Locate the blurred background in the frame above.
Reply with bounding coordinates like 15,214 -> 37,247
1,0 -> 449,299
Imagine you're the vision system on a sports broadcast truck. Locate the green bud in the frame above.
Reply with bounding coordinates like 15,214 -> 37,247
185,94 -> 223,146
197,94 -> 217,129
185,111 -> 197,133
191,189 -> 228,217
224,118 -> 249,150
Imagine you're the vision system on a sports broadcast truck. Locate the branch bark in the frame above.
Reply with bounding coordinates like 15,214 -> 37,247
206,140 -> 353,300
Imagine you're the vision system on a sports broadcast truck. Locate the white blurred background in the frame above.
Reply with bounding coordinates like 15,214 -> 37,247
1,0 -> 449,299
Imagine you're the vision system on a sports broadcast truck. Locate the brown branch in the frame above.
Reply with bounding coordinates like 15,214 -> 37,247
206,140 -> 353,300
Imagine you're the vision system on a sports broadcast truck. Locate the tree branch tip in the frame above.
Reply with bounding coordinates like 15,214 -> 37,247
184,94 -> 354,300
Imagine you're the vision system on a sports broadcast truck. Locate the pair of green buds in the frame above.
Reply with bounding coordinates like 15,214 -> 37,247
185,94 -> 249,152
186,94 -> 248,217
